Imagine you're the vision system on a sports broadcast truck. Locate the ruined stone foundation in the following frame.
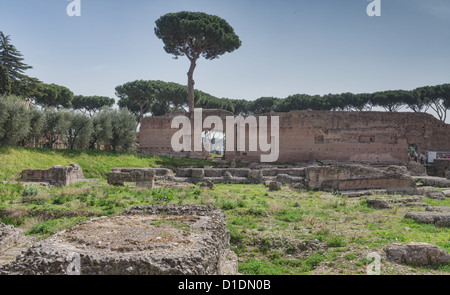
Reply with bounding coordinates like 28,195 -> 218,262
0,205 -> 238,275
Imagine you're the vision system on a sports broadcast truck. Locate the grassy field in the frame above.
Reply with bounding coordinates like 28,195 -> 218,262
0,147 -> 449,275
0,146 -> 218,180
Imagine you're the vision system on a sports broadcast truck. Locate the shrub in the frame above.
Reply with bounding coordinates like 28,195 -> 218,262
221,201 -> 236,210
22,186 -> 39,197
152,190 -> 174,203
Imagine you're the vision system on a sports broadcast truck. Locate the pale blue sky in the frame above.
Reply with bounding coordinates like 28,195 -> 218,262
1,0 -> 449,108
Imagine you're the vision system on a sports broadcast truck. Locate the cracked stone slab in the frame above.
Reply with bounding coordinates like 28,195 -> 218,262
385,242 -> 450,266
404,212 -> 450,227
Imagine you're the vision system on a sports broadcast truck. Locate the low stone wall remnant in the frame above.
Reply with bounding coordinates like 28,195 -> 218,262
305,165 -> 419,195
21,164 -> 84,187
106,165 -> 420,195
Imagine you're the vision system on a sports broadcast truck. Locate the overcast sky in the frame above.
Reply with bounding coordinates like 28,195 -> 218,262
1,0 -> 449,117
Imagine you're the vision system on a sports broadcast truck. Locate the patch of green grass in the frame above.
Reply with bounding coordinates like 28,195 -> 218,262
150,219 -> 190,232
438,264 -> 450,272
0,146 -> 216,181
275,209 -> 303,223
245,208 -> 266,216
325,235 -> 347,248
322,196 -> 348,210
344,253 -> 358,261
1,147 -> 450,275
228,225 -> 247,244
239,252 -> 326,275
231,216 -> 258,229
0,216 -> 26,227
26,216 -> 89,236
423,197 -> 450,207
151,189 -> 174,203
221,201 -> 237,211
239,259 -> 286,275
376,230 -> 406,243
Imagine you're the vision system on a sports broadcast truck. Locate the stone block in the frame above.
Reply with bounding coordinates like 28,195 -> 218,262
426,191 -> 446,200
305,164 -> 418,195
404,212 -> 450,227
21,164 -> 84,187
385,242 -> 450,266
407,162 -> 427,176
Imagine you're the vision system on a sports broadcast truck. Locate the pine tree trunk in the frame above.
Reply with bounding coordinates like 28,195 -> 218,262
139,104 -> 144,123
187,60 -> 197,113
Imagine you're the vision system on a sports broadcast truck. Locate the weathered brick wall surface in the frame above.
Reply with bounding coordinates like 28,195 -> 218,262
138,110 -> 450,164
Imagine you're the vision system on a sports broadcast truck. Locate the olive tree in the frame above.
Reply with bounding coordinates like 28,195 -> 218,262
90,110 -> 113,150
42,109 -> 71,149
0,96 -> 31,145
110,108 -> 138,152
64,112 -> 93,150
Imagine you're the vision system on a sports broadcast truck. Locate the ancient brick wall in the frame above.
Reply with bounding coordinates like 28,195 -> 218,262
138,109 -> 233,159
138,110 -> 450,164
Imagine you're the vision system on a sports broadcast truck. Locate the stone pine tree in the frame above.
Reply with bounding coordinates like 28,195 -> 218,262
155,11 -> 242,113
36,83 -> 74,108
72,95 -> 116,117
116,80 -> 158,123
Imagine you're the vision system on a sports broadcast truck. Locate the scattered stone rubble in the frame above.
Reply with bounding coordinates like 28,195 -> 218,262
173,168 -> 305,184
107,164 -> 420,195
0,205 -> 238,275
385,242 -> 450,266
366,196 -> 427,209
21,164 -> 84,187
0,223 -> 27,255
